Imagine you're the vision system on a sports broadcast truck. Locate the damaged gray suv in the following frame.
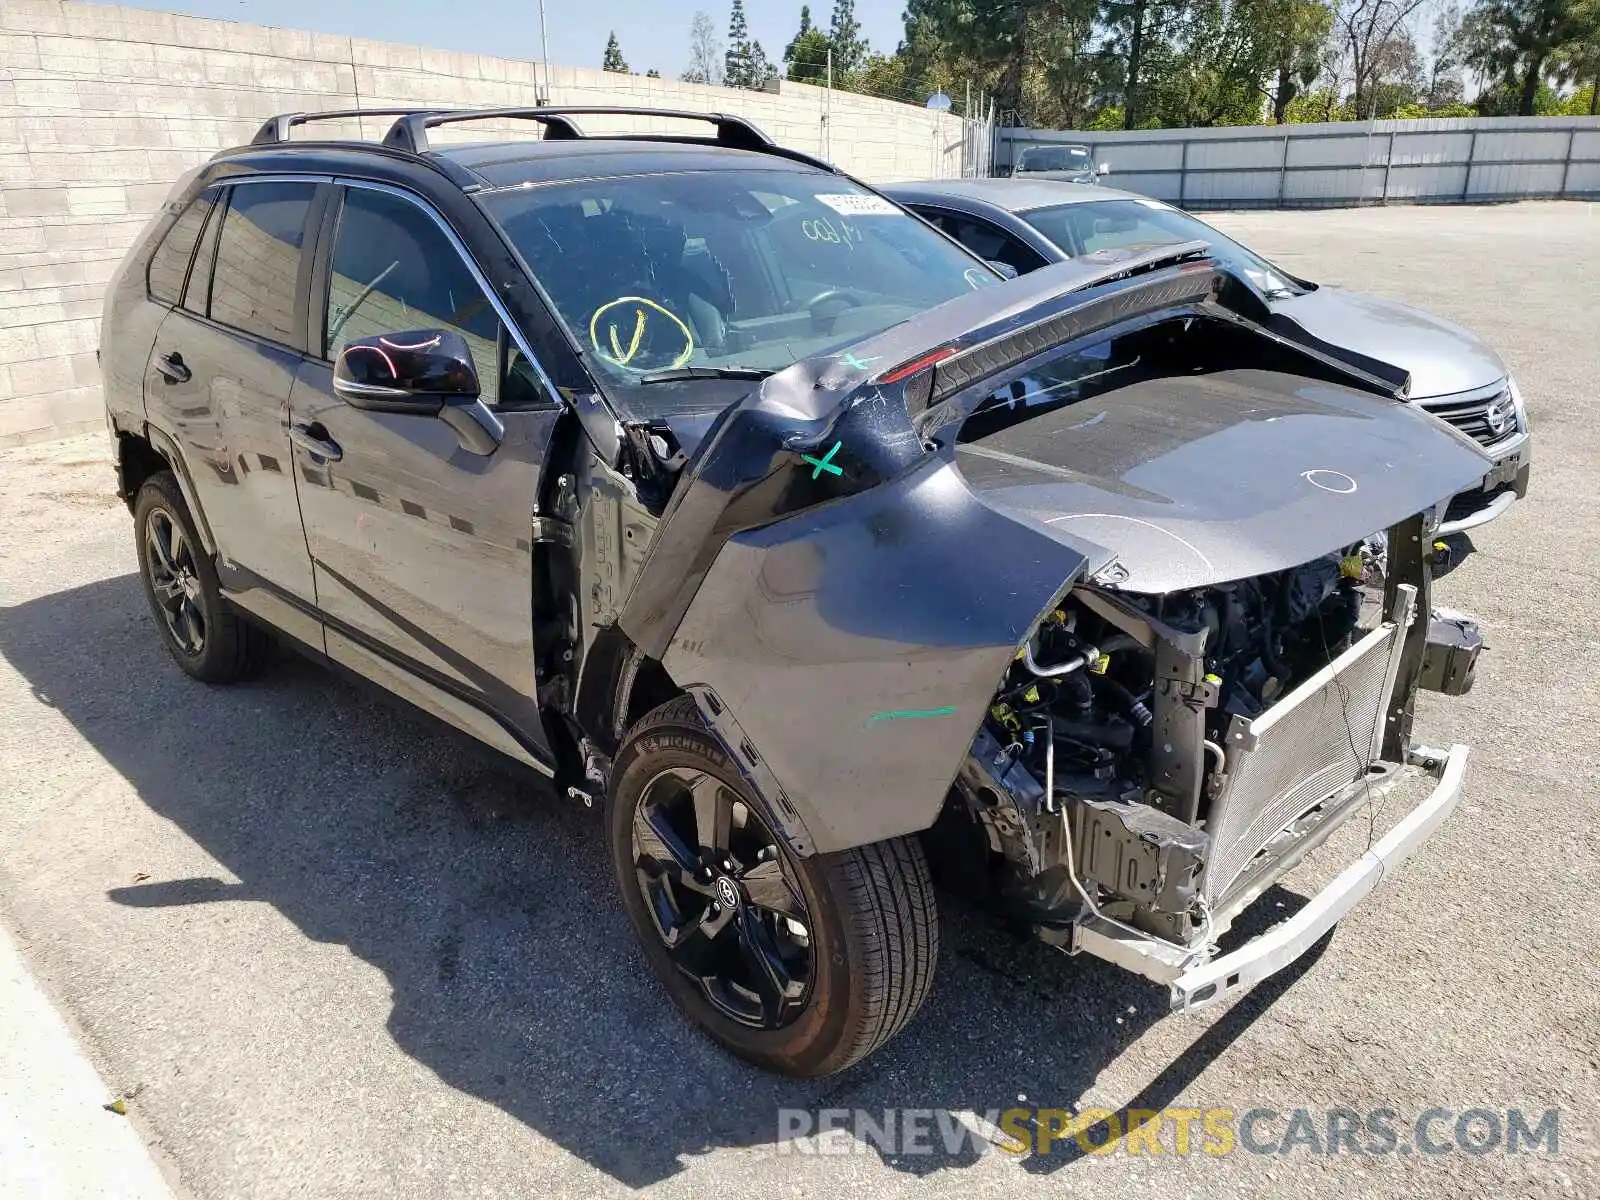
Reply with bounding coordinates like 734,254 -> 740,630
103,106 -> 1493,1078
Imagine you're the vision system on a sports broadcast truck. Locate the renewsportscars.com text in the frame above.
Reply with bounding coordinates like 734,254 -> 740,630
775,1106 -> 1561,1158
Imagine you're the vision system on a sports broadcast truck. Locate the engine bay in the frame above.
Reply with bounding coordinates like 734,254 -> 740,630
986,538 -> 1384,810
944,521 -> 1478,949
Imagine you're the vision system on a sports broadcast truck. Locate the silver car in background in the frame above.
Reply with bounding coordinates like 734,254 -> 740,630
1011,143 -> 1111,185
886,179 -> 1531,534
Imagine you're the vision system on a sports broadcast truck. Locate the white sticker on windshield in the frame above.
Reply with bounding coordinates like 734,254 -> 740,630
816,193 -> 900,216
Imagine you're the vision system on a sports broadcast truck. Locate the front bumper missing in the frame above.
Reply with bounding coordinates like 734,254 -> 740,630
1168,743 -> 1468,1012
1069,743 -> 1469,1013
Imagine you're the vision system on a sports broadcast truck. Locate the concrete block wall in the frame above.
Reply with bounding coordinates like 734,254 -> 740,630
0,0 -> 966,445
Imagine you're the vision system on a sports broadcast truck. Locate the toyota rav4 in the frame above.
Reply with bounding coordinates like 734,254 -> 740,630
102,106 -> 1491,1078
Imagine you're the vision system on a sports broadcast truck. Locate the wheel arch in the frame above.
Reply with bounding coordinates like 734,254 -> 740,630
575,625 -> 685,755
117,424 -> 217,556
574,629 -> 820,854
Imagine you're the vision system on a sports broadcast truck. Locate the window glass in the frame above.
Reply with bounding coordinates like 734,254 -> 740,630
1023,200 -> 1304,297
325,187 -> 501,403
182,193 -> 221,315
209,181 -> 316,345
479,170 -> 998,402
146,189 -> 217,305
924,211 -> 1047,276
1016,145 -> 1093,173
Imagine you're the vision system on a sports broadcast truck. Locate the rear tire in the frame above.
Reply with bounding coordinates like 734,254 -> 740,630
133,471 -> 270,683
607,695 -> 938,1077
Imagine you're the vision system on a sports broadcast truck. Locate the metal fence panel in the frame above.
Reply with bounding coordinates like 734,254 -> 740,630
999,116 -> 1600,209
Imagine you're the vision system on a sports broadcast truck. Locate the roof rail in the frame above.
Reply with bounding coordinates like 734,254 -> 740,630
251,108 -> 445,146
380,106 -> 777,155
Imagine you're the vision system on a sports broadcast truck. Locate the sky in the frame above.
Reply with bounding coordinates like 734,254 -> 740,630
115,0 -> 908,81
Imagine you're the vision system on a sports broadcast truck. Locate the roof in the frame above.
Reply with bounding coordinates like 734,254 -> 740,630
883,177 -> 1145,214
435,138 -> 816,189
228,107 -> 839,193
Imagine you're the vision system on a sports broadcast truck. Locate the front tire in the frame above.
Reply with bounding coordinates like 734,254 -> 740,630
607,696 -> 939,1077
133,471 -> 270,683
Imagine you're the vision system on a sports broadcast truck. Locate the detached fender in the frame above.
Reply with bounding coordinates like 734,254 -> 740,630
658,455 -> 1086,855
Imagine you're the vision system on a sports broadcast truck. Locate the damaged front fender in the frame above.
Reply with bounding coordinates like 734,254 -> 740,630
657,456 -> 1087,854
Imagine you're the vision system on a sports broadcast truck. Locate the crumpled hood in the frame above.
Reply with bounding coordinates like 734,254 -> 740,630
955,367 -> 1494,593
1269,287 -> 1505,399
621,256 -> 1497,856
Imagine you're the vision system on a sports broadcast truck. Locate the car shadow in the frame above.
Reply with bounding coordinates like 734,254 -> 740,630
0,574 -> 1321,1185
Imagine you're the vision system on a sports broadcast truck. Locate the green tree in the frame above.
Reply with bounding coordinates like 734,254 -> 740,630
1461,0 -> 1587,115
1262,0 -> 1334,122
724,0 -> 774,89
1102,0 -> 1189,128
787,2 -> 814,49
1557,0 -> 1600,112
602,31 -> 629,73
848,50 -> 912,100
646,67 -> 661,78
726,0 -> 755,86
829,0 -> 868,72
749,41 -> 777,88
785,27 -> 834,81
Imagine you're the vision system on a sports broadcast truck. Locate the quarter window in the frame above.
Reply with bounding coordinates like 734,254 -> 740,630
208,181 -> 317,346
146,189 -> 218,306
324,188 -> 501,403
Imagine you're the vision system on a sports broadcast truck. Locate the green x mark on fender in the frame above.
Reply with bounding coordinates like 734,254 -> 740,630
801,441 -> 844,479
836,352 -> 880,371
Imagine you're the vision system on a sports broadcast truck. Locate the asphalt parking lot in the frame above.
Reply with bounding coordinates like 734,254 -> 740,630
1,200 -> 1597,1199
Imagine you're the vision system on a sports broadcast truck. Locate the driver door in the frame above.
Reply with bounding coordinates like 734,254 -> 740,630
288,181 -> 563,768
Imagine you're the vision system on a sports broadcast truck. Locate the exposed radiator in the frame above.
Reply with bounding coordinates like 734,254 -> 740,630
1201,585 -> 1416,904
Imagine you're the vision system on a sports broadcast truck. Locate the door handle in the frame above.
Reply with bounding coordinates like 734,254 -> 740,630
155,351 -> 191,384
290,422 -> 342,462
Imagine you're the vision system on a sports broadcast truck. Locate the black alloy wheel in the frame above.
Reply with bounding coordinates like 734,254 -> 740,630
608,696 -> 939,1077
144,505 -> 207,657
133,471 -> 271,683
631,765 -> 813,1029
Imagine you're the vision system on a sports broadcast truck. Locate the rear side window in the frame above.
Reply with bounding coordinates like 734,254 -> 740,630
146,190 -> 217,305
208,181 -> 317,347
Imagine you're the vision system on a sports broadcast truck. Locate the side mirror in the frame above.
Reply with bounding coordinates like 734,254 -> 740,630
1097,162 -> 1111,176
333,328 -> 502,455
985,259 -> 1020,280
333,328 -> 479,413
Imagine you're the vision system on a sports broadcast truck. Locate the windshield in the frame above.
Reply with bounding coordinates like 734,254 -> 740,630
1023,199 -> 1305,297
1016,146 -> 1092,173
479,170 -> 998,393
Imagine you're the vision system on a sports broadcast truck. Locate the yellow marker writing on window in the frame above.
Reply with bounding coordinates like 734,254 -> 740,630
588,296 -> 694,371
609,308 -> 646,364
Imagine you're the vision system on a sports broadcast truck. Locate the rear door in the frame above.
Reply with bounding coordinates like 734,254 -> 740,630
143,177 -> 324,643
287,180 -> 563,767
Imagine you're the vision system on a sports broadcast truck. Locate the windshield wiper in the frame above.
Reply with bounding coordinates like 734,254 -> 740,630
635,366 -> 775,384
